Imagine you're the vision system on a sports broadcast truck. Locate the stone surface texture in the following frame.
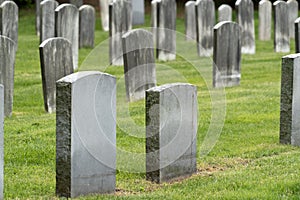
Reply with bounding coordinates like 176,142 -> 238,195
122,29 -> 156,102
295,18 -> 300,53
235,0 -> 255,54
39,37 -> 74,113
185,1 -> 196,41
99,0 -> 110,31
146,83 -> 197,183
109,0 -> 132,66
218,4 -> 232,22
151,0 -> 159,44
259,0 -> 272,40
56,71 -> 116,198
79,5 -> 95,48
287,0 -> 298,39
196,0 -> 215,57
55,3 -> 79,70
213,21 -> 241,88
35,0 -> 42,36
132,0 -> 144,25
40,0 -> 58,44
274,1 -> 290,53
69,0 -> 82,8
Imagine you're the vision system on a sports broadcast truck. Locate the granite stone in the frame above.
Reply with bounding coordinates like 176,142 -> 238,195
55,3 -> 79,70
99,0 -> 110,31
56,71 -> 116,198
146,83 -> 197,183
39,37 -> 74,113
287,0 -> 298,39
218,4 -> 232,22
213,21 -> 241,88
185,1 -> 196,41
235,0 -> 255,54
40,0 -> 58,43
259,0 -> 272,41
79,5 -> 95,48
151,0 -> 160,45
69,0 -> 82,8
132,0 -> 144,25
35,0 -> 42,36
196,0 -> 215,57
122,29 -> 156,102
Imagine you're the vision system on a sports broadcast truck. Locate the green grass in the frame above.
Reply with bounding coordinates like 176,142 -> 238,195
4,8 -> 300,199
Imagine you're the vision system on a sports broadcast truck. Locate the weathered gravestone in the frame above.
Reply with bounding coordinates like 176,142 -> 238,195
0,1 -> 18,49
0,85 -> 3,200
274,1 -> 290,53
132,0 -> 144,25
280,54 -> 300,146
40,0 -> 58,44
79,5 -> 95,48
151,0 -> 159,44
156,0 -> 176,61
56,71 -> 116,198
109,0 -> 132,66
0,36 -> 16,117
100,0 -> 110,31
235,0 -> 255,54
146,83 -> 197,183
218,4 -> 232,22
213,21 -> 241,88
259,0 -> 272,41
55,4 -> 79,70
69,0 -> 82,8
287,0 -> 298,39
39,37 -> 73,113
122,29 -> 156,102
196,0 -> 215,57
185,1 -> 196,41
35,0 -> 42,36
295,18 -> 300,53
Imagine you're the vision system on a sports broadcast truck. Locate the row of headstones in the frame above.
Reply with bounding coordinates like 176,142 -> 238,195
38,1 -> 95,70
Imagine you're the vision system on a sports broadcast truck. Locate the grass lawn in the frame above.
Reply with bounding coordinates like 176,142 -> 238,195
4,7 -> 300,199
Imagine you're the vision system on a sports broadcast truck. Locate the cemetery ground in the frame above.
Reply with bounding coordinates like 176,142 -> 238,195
5,8 -> 300,199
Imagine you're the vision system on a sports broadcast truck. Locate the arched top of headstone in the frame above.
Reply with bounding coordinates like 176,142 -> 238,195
41,0 -> 58,6
0,0 -> 17,8
55,3 -> 78,12
218,4 -> 231,10
79,4 -> 95,12
295,17 -> 300,24
39,37 -> 71,49
196,0 -> 214,5
259,0 -> 271,5
57,71 -> 116,84
235,0 -> 253,6
273,0 -> 287,6
214,21 -> 240,30
147,83 -> 196,93
122,29 -> 154,51
185,1 -> 195,7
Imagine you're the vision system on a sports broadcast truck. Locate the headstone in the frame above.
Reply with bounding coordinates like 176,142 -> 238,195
122,29 -> 156,102
55,3 -> 79,70
235,0 -> 255,54
151,0 -> 159,44
218,4 -> 232,22
69,0 -> 82,8
132,0 -> 144,25
39,37 -> 74,113
295,18 -> 300,53
258,0 -> 272,41
0,85 -> 3,200
0,36 -> 16,117
287,0 -> 298,39
56,71 -> 116,198
280,54 -> 300,146
195,0 -> 215,57
274,1 -> 290,53
99,0 -> 110,31
79,5 -> 95,48
35,0 -> 42,36
146,83 -> 197,183
0,1 -> 18,49
156,0 -> 176,61
185,1 -> 196,41
109,0 -> 132,66
40,0 -> 58,44
213,21 -> 241,88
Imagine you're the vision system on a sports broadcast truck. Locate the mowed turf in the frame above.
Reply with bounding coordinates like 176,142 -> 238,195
4,8 -> 300,199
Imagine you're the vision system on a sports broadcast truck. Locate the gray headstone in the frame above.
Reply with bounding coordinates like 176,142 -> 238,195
0,36 -> 16,117
235,0 -> 255,54
151,0 -> 159,45
213,21 -> 241,88
196,0 -> 215,57
122,29 -> 156,102
185,1 -> 196,41
56,71 -> 116,198
99,0 -> 110,31
287,0 -> 298,39
35,0 -> 42,36
156,0 -> 176,61
218,4 -> 232,22
0,85 -> 3,200
274,1 -> 290,53
295,18 -> 300,53
55,4 -> 79,70
109,0 -> 132,66
79,5 -> 95,48
258,0 -> 272,41
0,1 -> 18,49
40,0 -> 58,44
146,83 -> 197,183
132,0 -> 144,25
39,37 -> 74,113
280,54 -> 300,146
69,0 -> 82,8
